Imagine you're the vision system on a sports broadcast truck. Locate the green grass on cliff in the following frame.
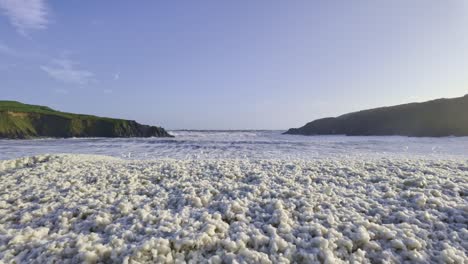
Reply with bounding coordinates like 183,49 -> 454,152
0,100 -> 125,121
0,101 -> 149,138
0,101 -> 55,112
0,111 -> 36,136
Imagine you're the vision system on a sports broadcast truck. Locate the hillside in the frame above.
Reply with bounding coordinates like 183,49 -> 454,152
285,95 -> 468,137
0,101 -> 173,139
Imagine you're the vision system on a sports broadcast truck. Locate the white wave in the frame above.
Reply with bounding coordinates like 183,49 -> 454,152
1,131 -> 468,160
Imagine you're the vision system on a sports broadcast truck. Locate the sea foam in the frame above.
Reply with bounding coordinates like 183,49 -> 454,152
0,154 -> 466,263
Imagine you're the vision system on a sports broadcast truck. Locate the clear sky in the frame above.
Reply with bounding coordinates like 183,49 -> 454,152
1,1 -> 468,130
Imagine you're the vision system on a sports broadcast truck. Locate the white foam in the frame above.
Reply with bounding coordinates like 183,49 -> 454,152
0,154 -> 466,263
2,131 -> 468,160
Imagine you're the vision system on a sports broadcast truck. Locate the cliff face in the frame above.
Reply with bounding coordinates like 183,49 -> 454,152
285,95 -> 468,137
0,101 -> 173,139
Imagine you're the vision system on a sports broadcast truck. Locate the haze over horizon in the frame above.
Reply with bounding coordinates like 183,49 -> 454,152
1,1 -> 468,130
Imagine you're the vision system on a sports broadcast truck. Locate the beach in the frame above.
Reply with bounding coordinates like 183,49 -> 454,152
1,154 -> 466,263
3,0 -> 468,262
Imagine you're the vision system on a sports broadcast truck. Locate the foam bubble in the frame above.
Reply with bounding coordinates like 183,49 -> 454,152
0,154 -> 466,262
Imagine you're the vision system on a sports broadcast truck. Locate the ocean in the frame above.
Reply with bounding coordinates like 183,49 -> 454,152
1,130 -> 468,160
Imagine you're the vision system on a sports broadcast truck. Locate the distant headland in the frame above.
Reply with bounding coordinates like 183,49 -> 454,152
285,94 -> 468,137
0,101 -> 173,139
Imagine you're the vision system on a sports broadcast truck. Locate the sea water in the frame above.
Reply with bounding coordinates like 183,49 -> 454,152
1,130 -> 468,160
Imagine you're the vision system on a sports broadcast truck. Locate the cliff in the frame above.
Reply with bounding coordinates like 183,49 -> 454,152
285,95 -> 468,137
0,101 -> 173,139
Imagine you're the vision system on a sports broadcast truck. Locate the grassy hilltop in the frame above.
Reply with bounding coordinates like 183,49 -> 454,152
0,101 -> 172,139
285,94 -> 468,137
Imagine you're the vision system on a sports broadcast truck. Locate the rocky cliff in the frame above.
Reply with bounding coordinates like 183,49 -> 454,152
0,101 -> 173,139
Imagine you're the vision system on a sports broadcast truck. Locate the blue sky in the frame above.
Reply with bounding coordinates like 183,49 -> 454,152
1,1 -> 468,130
